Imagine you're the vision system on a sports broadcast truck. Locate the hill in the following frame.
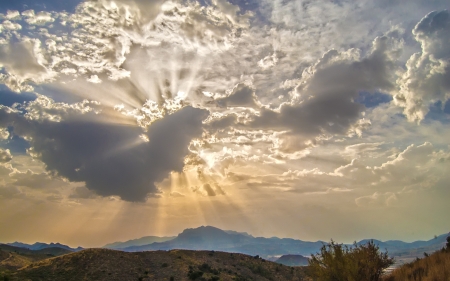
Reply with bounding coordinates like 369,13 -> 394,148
103,236 -> 176,250
9,248 -> 308,281
0,244 -> 72,277
275,255 -> 309,266
383,248 -> 450,281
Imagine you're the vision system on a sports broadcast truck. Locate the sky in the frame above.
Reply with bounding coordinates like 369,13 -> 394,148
0,0 -> 449,248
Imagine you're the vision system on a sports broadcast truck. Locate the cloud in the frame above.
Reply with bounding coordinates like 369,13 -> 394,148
216,84 -> 257,108
1,102 -> 208,202
0,185 -> 26,199
0,163 -> 14,178
10,170 -> 69,190
335,142 -> 446,193
46,194 -> 63,203
355,192 -> 398,207
249,36 -> 399,141
203,183 -> 217,196
343,142 -> 384,158
0,149 -> 12,163
0,128 -> 8,139
69,186 -> 97,199
169,191 -> 185,198
0,40 -> 50,92
395,10 -> 450,121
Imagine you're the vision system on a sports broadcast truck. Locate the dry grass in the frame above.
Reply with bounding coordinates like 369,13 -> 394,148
383,250 -> 450,281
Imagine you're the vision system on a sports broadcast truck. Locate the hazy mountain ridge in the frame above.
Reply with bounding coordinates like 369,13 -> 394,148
114,226 -> 448,258
5,227 -> 448,260
103,236 -> 176,250
6,242 -> 82,252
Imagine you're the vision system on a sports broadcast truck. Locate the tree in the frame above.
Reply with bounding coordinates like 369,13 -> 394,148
307,240 -> 394,281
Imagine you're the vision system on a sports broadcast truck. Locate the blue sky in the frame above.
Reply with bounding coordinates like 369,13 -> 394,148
0,0 -> 81,13
0,0 -> 449,247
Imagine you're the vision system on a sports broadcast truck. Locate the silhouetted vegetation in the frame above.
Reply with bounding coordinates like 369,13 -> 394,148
383,236 -> 450,281
307,240 -> 394,281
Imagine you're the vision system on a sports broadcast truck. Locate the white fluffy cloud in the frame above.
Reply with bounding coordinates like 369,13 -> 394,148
395,10 -> 450,121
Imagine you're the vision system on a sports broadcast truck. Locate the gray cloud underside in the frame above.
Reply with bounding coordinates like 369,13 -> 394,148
248,36 -> 397,137
0,105 -> 207,201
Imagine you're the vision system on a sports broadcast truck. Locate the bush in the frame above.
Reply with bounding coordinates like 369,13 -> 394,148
383,250 -> 450,281
307,240 -> 394,281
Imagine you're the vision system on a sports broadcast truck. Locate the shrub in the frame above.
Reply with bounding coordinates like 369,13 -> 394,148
307,240 -> 394,281
187,270 -> 203,280
383,249 -> 450,281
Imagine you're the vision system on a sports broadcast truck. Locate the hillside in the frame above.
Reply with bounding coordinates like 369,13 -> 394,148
0,244 -> 72,277
10,248 -> 308,281
383,248 -> 450,281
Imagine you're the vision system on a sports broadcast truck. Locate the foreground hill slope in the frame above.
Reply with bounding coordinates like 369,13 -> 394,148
383,248 -> 450,281
12,248 -> 308,281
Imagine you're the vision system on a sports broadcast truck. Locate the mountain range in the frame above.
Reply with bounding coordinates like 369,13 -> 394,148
103,236 -> 175,250
104,226 -> 449,259
6,242 -> 83,252
4,226 -> 449,261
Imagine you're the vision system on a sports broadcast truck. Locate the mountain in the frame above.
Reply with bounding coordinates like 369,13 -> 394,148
357,232 -> 449,256
276,254 -> 310,266
6,242 -> 83,252
117,226 -> 449,260
120,226 -> 324,257
0,244 -> 72,272
6,248 -> 308,281
103,236 -> 175,250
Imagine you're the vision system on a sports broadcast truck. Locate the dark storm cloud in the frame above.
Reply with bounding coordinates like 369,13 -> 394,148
249,36 -> 397,137
0,105 -> 208,202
